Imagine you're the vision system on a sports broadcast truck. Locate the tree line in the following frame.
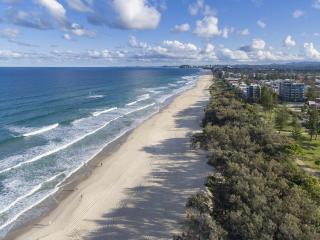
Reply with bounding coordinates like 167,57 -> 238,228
174,77 -> 320,240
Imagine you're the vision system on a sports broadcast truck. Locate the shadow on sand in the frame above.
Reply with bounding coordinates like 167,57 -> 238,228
84,99 -> 211,240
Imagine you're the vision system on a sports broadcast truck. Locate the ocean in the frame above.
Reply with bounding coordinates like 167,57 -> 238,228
0,67 -> 202,237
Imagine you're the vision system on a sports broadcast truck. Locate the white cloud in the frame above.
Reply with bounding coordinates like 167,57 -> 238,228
88,49 -> 126,59
0,0 -> 21,3
218,48 -> 249,61
63,33 -> 71,40
1,28 -> 19,39
221,27 -> 233,39
88,50 -> 112,58
313,0 -> 320,9
66,0 -> 93,12
0,27 -> 36,47
34,1 -> 95,39
0,50 -> 23,58
238,28 -> 250,36
70,23 -> 95,37
257,20 -> 266,29
256,50 -> 278,61
172,23 -> 190,32
188,0 -> 214,16
129,39 -> 218,63
35,0 -> 67,25
239,38 -> 266,52
304,42 -> 320,59
129,35 -> 148,48
252,38 -> 266,50
129,35 -> 138,47
112,0 -> 161,30
5,9 -> 52,30
202,43 -> 215,54
236,38 -> 302,62
283,35 -> 296,48
189,0 -> 202,15
0,37 -> 307,64
163,40 -> 198,52
150,45 -> 168,55
193,16 -> 220,38
292,10 -> 304,18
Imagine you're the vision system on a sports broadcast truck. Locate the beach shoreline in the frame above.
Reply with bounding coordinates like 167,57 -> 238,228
5,73 -> 212,240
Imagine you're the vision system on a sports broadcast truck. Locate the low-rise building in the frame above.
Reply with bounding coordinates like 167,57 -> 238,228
308,98 -> 320,108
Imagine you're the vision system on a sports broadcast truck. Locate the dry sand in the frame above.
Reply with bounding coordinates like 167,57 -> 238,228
11,74 -> 212,240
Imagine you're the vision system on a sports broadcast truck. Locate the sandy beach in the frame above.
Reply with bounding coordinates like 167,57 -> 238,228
9,74 -> 212,240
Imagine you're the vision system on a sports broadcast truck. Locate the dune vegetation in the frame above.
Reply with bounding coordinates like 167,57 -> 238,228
176,76 -> 320,240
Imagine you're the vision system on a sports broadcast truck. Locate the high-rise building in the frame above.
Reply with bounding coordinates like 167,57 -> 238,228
247,84 -> 261,102
279,80 -> 304,102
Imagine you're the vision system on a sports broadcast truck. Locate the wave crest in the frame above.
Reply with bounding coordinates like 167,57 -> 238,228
92,107 -> 117,117
22,123 -> 59,137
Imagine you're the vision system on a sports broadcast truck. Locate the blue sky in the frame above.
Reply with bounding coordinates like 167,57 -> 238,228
1,0 -> 320,66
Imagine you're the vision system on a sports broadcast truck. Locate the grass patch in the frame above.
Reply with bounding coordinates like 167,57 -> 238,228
296,134 -> 320,170
261,105 -> 320,171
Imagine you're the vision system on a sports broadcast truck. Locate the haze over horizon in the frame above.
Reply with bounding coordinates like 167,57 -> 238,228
1,0 -> 320,66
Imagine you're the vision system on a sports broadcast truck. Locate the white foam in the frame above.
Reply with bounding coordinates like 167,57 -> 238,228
125,103 -> 156,115
60,103 -> 158,185
92,107 -> 117,117
0,73 -> 203,234
149,89 -> 162,94
0,109 -> 157,232
22,123 -> 59,137
0,103 -> 157,175
0,116 -> 121,175
125,94 -> 150,106
87,94 -> 104,99
0,183 -> 60,231
71,117 -> 87,125
0,173 -> 63,216
182,76 -> 195,81
0,102 -> 159,231
125,101 -> 138,106
137,93 -> 150,101
177,80 -> 186,84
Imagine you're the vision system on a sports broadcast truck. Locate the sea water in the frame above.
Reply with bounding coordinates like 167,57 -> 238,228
0,67 -> 202,237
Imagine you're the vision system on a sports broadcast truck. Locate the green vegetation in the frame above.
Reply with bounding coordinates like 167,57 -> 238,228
307,108 -> 320,140
263,105 -> 320,170
291,116 -> 302,140
175,77 -> 320,240
260,85 -> 276,112
274,105 -> 290,132
306,81 -> 318,101
295,135 -> 320,170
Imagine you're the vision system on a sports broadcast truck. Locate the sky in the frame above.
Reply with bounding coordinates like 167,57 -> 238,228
1,0 -> 320,66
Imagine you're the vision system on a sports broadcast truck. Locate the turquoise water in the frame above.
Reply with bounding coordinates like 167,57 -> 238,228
0,67 -> 201,236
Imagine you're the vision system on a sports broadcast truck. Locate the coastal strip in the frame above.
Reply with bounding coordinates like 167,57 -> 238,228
7,74 -> 212,240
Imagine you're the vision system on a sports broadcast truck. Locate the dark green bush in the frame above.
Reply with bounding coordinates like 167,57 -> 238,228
177,77 -> 320,240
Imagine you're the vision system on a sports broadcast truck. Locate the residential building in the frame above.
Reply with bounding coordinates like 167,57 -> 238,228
279,80 -> 304,102
247,84 -> 261,102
